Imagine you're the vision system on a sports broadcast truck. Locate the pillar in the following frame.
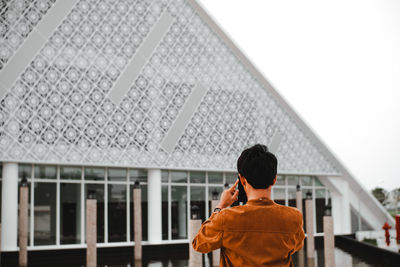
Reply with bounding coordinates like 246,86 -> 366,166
19,185 -> 29,267
305,199 -> 315,258
189,219 -> 202,267
133,186 -> 142,260
147,169 -> 162,243
211,199 -> 220,266
296,185 -> 303,214
86,198 -> 97,267
1,162 -> 18,251
323,215 -> 335,267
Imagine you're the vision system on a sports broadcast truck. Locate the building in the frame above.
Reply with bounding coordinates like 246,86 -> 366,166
0,0 -> 394,253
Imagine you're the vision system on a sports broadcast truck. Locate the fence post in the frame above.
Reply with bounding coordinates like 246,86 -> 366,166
18,174 -> 28,267
305,191 -> 315,259
133,181 -> 142,261
86,190 -> 97,267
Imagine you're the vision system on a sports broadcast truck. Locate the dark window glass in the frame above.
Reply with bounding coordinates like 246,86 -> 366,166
191,187 -> 206,221
208,172 -> 223,184
34,165 -> 56,179
60,166 -> 81,180
171,186 -> 187,239
60,183 -> 81,244
190,171 -> 205,184
108,168 -> 126,181
302,176 -> 313,186
170,171 -> 187,183
19,164 -> 32,179
287,176 -> 299,186
34,182 -> 57,245
288,187 -> 297,207
85,167 -> 104,181
273,188 -> 285,205
129,169 -> 147,183
161,171 -> 169,183
225,173 -> 237,185
315,189 -> 325,233
108,184 -> 126,242
85,184 -> 105,242
276,175 -> 285,185
208,186 -> 223,216
130,184 -> 148,242
162,185 -> 168,240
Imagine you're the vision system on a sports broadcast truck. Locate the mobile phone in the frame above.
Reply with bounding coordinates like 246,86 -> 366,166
237,176 -> 247,204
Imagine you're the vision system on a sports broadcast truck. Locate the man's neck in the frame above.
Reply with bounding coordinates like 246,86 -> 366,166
247,187 -> 272,201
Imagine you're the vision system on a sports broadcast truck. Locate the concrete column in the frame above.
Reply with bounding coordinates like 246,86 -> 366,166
86,199 -> 97,267
147,169 -> 162,243
1,162 -> 18,251
211,199 -> 220,266
305,199 -> 314,258
189,219 -> 202,267
133,187 -> 142,260
323,216 -> 335,267
19,186 -> 29,267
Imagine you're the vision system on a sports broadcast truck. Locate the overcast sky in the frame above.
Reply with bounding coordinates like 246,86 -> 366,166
199,0 -> 400,191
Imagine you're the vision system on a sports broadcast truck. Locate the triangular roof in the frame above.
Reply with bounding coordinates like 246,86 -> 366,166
0,0 -> 340,175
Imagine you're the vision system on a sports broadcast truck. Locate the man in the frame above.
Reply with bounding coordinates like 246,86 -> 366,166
192,144 -> 305,266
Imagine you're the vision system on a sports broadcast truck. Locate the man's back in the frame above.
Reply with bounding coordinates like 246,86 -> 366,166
192,198 -> 305,267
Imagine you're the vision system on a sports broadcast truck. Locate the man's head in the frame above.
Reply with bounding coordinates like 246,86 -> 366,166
237,144 -> 277,189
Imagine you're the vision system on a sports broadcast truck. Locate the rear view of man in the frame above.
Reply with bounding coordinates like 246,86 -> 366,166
192,144 -> 305,266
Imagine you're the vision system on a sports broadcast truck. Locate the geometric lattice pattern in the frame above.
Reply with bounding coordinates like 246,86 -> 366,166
0,0 -> 57,70
0,0 -> 340,175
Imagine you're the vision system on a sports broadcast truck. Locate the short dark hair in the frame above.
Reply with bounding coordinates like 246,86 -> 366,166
237,144 -> 278,189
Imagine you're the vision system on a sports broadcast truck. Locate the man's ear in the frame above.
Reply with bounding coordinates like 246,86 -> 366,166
272,175 -> 277,186
239,174 -> 246,186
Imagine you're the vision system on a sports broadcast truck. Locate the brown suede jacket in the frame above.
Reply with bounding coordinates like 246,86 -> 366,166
192,198 -> 305,266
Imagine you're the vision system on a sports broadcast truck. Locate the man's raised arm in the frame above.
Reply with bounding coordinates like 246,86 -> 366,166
192,211 -> 224,253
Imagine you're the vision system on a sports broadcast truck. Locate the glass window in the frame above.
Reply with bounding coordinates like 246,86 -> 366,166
108,184 -> 127,242
85,167 -> 104,181
288,188 -> 297,207
161,171 -> 169,183
314,177 -> 324,186
190,187 -> 205,221
129,169 -> 147,183
34,165 -> 56,179
273,188 -> 285,205
301,176 -> 313,186
60,183 -> 81,244
287,176 -> 299,186
171,186 -> 187,239
162,185 -> 168,240
34,183 -> 56,245
225,173 -> 237,185
170,171 -> 187,183
85,184 -> 105,242
108,168 -> 127,181
208,186 -> 223,216
315,189 -> 326,233
19,164 -> 32,179
60,166 -> 81,180
130,184 -> 148,242
190,171 -> 205,184
208,172 -> 223,184
276,175 -> 285,185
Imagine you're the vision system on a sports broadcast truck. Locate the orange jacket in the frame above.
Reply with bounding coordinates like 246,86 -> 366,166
192,198 -> 305,266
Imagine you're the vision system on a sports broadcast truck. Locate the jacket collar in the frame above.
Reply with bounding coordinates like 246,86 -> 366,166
246,198 -> 275,206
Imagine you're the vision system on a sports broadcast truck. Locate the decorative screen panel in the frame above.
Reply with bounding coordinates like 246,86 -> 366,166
0,0 -> 340,175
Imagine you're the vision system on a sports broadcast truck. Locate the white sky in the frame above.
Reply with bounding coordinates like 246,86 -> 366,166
198,0 -> 400,191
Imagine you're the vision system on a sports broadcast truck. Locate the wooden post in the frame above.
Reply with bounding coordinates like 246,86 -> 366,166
86,197 -> 97,267
133,183 -> 142,261
19,184 -> 28,267
323,215 -> 335,267
211,199 -> 220,266
305,198 -> 315,259
189,219 -> 202,267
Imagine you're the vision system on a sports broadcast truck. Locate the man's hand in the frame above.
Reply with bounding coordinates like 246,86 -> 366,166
216,179 -> 239,209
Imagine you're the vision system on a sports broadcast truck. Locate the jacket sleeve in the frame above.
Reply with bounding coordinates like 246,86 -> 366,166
294,215 -> 305,252
192,211 -> 224,253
